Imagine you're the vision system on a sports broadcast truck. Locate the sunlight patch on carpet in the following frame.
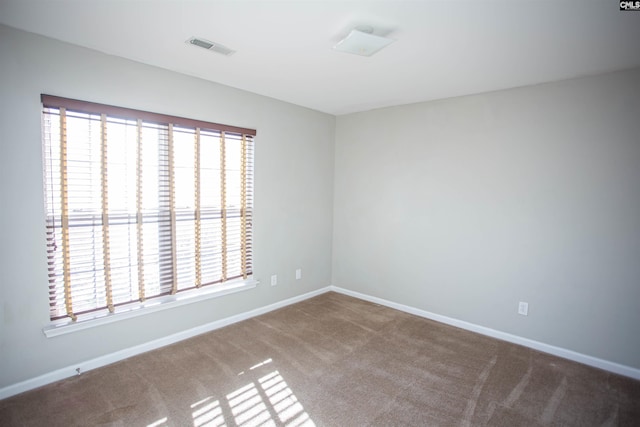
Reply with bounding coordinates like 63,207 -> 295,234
147,416 -> 168,426
192,396 -> 224,427
191,361 -> 315,427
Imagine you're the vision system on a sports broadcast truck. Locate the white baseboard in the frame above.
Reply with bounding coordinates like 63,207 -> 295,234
0,286 -> 331,400
329,286 -> 640,381
3,284 -> 637,400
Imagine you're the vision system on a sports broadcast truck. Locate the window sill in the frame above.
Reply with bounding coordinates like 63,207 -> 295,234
43,278 -> 259,338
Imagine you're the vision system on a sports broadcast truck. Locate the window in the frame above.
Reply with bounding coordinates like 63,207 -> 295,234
41,95 -> 255,322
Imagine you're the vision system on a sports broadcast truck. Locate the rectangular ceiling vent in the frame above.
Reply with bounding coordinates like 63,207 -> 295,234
187,37 -> 236,56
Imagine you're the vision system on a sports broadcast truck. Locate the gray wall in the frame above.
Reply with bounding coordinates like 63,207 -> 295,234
333,68 -> 640,369
0,24 -> 335,388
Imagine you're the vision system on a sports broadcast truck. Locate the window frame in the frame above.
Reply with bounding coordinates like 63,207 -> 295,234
40,95 -> 257,335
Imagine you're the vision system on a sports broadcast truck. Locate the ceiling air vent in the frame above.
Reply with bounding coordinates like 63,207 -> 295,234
186,37 -> 236,56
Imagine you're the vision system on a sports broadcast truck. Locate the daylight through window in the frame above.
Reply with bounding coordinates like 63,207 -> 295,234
41,95 -> 255,321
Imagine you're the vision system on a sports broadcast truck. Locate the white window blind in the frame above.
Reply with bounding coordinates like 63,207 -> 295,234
41,95 -> 255,321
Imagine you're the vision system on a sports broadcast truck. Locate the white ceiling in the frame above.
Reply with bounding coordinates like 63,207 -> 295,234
1,0 -> 639,115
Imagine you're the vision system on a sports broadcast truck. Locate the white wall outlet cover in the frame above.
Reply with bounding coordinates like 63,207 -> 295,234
518,301 -> 529,316
296,269 -> 302,280
271,275 -> 278,286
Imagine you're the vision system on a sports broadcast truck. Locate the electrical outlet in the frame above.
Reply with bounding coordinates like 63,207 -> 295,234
271,275 -> 277,286
295,269 -> 302,280
518,301 -> 529,316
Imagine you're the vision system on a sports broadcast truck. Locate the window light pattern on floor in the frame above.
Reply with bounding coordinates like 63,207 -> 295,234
187,359 -> 315,427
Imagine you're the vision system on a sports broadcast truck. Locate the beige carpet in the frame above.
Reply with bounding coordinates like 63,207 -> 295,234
1,292 -> 639,426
